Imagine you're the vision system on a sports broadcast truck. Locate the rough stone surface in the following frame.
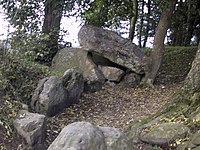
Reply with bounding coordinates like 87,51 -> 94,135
31,69 -> 84,116
31,76 -> 66,116
31,77 -> 49,111
120,72 -> 141,88
13,110 -> 46,147
99,127 -> 133,150
48,122 -> 134,150
177,130 -> 200,150
192,146 -> 200,150
140,122 -> 190,146
62,69 -> 84,104
99,66 -> 125,82
52,48 -> 106,92
78,25 -> 145,74
191,131 -> 200,146
47,122 -> 106,150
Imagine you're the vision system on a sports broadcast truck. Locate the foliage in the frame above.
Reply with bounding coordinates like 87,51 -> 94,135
82,0 -> 132,28
0,96 -> 21,146
0,0 -> 43,32
136,0 -> 162,47
169,0 -> 200,46
0,53 -> 50,105
10,31 -> 59,64
0,52 -> 50,148
0,0 -> 76,65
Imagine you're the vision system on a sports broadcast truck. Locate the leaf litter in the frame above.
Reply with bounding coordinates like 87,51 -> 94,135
46,83 -> 180,146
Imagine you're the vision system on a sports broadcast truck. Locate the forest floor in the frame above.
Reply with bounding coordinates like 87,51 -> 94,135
0,46 -> 197,150
46,83 -> 179,149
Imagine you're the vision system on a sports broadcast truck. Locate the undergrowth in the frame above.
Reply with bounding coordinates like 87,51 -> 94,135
0,53 -> 50,105
0,52 -> 50,148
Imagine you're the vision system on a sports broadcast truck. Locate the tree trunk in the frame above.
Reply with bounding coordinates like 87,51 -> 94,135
42,0 -> 65,65
165,43 -> 200,115
129,0 -> 138,42
138,0 -> 145,48
143,0 -> 177,86
184,1 -> 195,46
142,0 -> 151,48
183,43 -> 200,96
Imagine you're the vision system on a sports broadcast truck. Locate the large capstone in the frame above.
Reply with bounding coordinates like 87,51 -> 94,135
78,25 -> 145,74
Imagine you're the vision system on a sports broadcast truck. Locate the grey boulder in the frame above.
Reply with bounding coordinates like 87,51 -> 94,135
13,110 -> 46,147
78,25 -> 145,74
48,122 -> 134,150
99,127 -> 133,150
99,66 -> 125,82
47,122 -> 106,150
62,69 -> 84,104
120,72 -> 141,88
31,69 -> 84,116
52,48 -> 106,92
177,130 -> 200,150
140,122 -> 190,146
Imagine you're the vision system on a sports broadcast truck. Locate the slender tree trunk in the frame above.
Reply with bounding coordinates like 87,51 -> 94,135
129,0 -> 138,42
143,0 -> 151,48
184,1 -> 195,46
138,0 -> 145,48
143,0 -> 177,86
42,0 -> 65,65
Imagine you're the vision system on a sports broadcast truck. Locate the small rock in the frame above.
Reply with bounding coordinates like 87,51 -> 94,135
192,146 -> 200,150
99,126 -> 133,150
99,66 -> 125,82
191,131 -> 200,146
120,72 -> 141,88
140,122 -> 190,146
13,110 -> 46,147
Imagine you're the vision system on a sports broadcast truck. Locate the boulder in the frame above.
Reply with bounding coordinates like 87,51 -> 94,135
177,130 -> 200,150
140,122 -> 190,146
13,110 -> 46,147
48,122 -> 134,150
47,122 -> 106,150
31,76 -> 67,116
191,131 -> 200,146
31,69 -> 84,116
62,69 -> 84,104
52,48 -> 106,92
78,25 -> 145,74
120,72 -> 141,88
99,66 -> 125,82
99,127 -> 133,150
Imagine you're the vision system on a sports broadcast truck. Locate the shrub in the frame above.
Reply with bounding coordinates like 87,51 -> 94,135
0,53 -> 50,105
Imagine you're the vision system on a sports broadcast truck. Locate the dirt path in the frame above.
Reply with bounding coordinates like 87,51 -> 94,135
45,83 -> 180,146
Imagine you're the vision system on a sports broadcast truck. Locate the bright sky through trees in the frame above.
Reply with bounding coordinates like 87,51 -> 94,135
0,8 -> 155,48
